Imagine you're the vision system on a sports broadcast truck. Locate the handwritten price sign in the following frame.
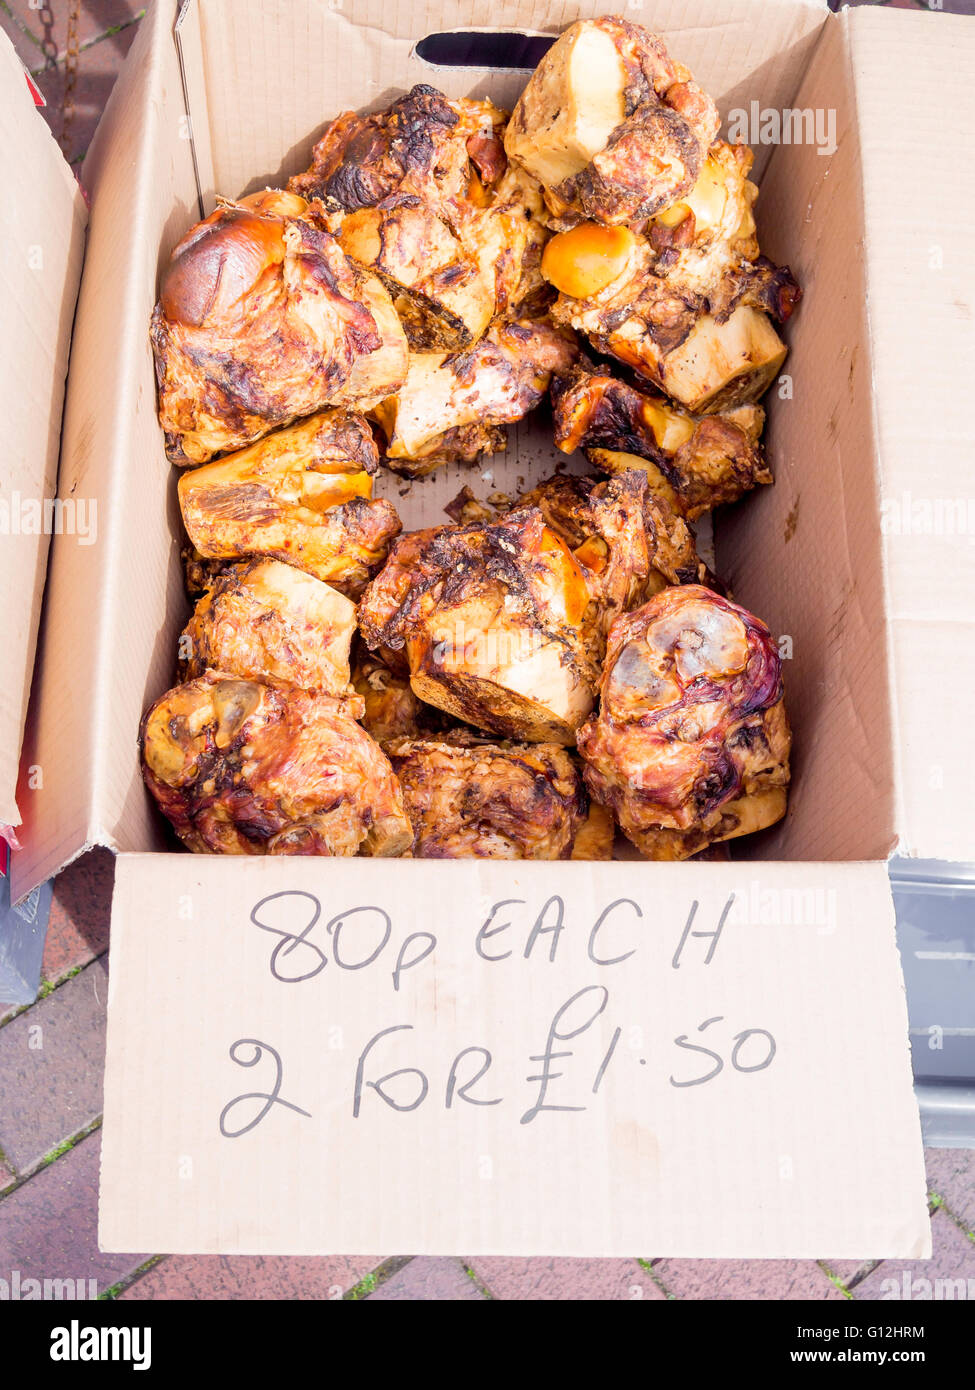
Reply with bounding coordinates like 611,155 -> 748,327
220,891 -> 776,1136
99,856 -> 929,1258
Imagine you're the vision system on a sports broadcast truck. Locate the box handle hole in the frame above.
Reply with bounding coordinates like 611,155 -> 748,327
414,30 -> 554,71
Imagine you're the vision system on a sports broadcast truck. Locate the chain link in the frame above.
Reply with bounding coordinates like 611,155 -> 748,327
37,4 -> 59,69
60,0 -> 82,158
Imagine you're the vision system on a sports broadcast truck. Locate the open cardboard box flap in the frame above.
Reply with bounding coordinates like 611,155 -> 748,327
0,29 -> 86,837
5,0 -> 972,1253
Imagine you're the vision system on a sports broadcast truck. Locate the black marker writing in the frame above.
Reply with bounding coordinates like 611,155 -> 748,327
588,899 -> 640,966
327,905 -> 392,970
392,931 -> 436,992
251,890 -> 326,983
446,1047 -> 501,1108
524,895 -> 565,962
592,1026 -> 622,1093
219,1038 -> 311,1138
521,985 -> 608,1124
671,894 -> 735,970
475,899 -> 523,962
669,1017 -> 777,1087
353,1025 -> 427,1116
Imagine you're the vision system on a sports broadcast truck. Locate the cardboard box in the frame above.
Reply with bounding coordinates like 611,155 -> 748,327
0,36 -> 86,841
6,0 -> 975,1256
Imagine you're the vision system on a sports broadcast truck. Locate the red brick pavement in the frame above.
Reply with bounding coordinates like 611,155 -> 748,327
119,1252 -> 385,1302
853,1210 -> 975,1301
924,1148 -> 975,1235
468,1255 -> 661,1300
652,1257 -> 844,1301
0,956 -> 108,1172
42,847 -> 113,983
0,1128 -> 148,1295
367,1257 -> 487,1301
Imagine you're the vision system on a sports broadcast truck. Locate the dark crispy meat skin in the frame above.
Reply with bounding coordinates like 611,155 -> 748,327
182,544 -> 228,601
290,86 -> 477,214
358,510 -> 599,744
177,410 -> 401,599
710,254 -> 804,324
514,470 -> 712,634
355,526 -> 444,675
291,88 -> 546,350
140,672 -> 412,857
551,365 -> 769,518
151,193 -> 407,464
386,735 -> 590,859
181,558 -> 356,696
374,318 -> 579,477
562,100 -> 707,227
577,585 -> 790,860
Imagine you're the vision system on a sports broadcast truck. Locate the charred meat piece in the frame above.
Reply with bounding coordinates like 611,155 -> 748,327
540,140 -> 762,301
290,86 -> 507,224
354,526 -> 443,676
151,190 -> 408,464
292,88 -> 546,349
358,510 -> 599,744
177,410 -> 401,599
181,559 -> 356,696
514,470 -> 712,634
504,18 -> 718,227
182,543 -> 228,602
386,735 -> 592,859
140,671 -> 412,857
545,221 -> 795,411
537,136 -> 800,411
552,365 -> 768,518
582,300 -> 791,414
351,647 -> 451,745
373,319 -> 579,477
577,585 -> 790,860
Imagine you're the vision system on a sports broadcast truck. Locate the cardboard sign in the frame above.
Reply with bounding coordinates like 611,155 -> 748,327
100,856 -> 929,1257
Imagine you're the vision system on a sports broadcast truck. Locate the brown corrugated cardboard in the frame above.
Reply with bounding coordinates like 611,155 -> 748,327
13,0 -> 196,884
0,29 -> 86,837
9,0 -> 972,1254
848,8 -> 975,863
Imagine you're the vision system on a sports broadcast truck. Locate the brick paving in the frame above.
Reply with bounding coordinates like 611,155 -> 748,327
853,1210 -> 975,1301
0,0 -> 973,1303
119,1253 -> 384,1302
925,1147 -> 975,1235
367,1256 -> 487,1301
42,848 -> 113,983
0,956 -> 108,1172
468,1256 -> 661,1301
653,1257 -> 844,1301
0,1128 -> 148,1295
